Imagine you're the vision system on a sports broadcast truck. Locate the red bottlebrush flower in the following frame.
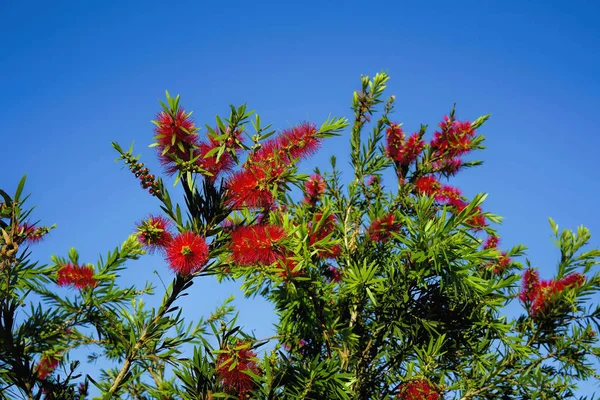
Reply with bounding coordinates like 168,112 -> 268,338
397,379 -> 440,400
414,175 -> 440,196
154,108 -> 197,148
430,115 -> 475,159
216,342 -> 260,398
434,157 -> 462,175
527,273 -> 584,318
530,279 -> 560,316
400,133 -> 425,165
226,167 -> 276,209
230,224 -> 287,266
36,354 -> 60,380
385,123 -> 406,161
18,223 -> 47,244
154,108 -> 199,175
278,122 -> 320,160
165,231 -> 209,275
136,215 -> 172,253
195,141 -> 235,180
493,251 -> 512,274
57,264 -> 97,289
367,213 -> 401,243
560,272 -> 585,288
483,235 -> 499,250
386,125 -> 425,167
304,174 -> 326,205
466,210 -> 487,230
435,185 -> 462,205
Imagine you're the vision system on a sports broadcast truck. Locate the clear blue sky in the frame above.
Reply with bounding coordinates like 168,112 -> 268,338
1,0 -> 599,396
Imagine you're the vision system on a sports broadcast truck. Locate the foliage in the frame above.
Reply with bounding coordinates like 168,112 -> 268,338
1,72 -> 599,399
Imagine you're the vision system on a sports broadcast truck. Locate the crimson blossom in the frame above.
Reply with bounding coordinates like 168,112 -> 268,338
36,354 -> 60,380
136,215 -> 172,253
216,342 -> 260,398
229,224 -> 287,266
165,231 -> 209,275
397,379 -> 440,400
519,269 -> 586,318
56,264 -> 97,289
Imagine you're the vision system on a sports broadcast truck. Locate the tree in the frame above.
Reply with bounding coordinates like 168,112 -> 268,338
1,72 -> 599,399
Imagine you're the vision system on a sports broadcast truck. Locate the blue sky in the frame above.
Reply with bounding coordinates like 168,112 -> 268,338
1,0 -> 599,396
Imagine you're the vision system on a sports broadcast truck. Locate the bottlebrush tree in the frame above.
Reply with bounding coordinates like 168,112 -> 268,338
1,72 -> 600,400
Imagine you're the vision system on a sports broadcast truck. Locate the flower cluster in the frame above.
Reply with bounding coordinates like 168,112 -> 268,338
135,216 -> 209,275
430,116 -> 475,159
165,231 -> 209,275
386,123 -> 425,167
414,176 -> 487,230
230,224 -> 287,266
16,222 -> 50,244
153,106 -> 243,179
367,213 -> 401,243
36,354 -> 60,380
227,123 -> 320,209
304,174 -> 326,205
415,176 -> 440,197
520,269 -> 585,318
216,342 -> 260,398
57,264 -> 97,289
397,379 -> 440,400
480,235 -> 513,274
154,108 -> 198,173
136,215 -> 172,253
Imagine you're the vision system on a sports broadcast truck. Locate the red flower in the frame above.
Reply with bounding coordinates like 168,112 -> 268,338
528,272 -> 585,317
136,215 -> 172,253
386,124 -> 425,166
397,379 -> 440,400
226,122 -> 320,209
230,224 -> 287,266
414,176 -> 440,196
165,231 -> 209,275
278,122 -> 320,160
18,223 -> 47,244
433,157 -> 462,175
57,264 -> 97,289
216,342 -> 260,398
153,108 -> 197,148
435,185 -> 462,205
195,142 -> 235,180
385,123 -> 406,161
430,116 -> 475,159
226,168 -> 275,209
493,251 -> 512,274
458,206 -> 487,230
483,235 -> 499,250
304,174 -> 326,205
560,272 -> 585,288
367,214 -> 401,243
153,108 -> 199,174
519,268 -> 540,303
37,354 -> 60,380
